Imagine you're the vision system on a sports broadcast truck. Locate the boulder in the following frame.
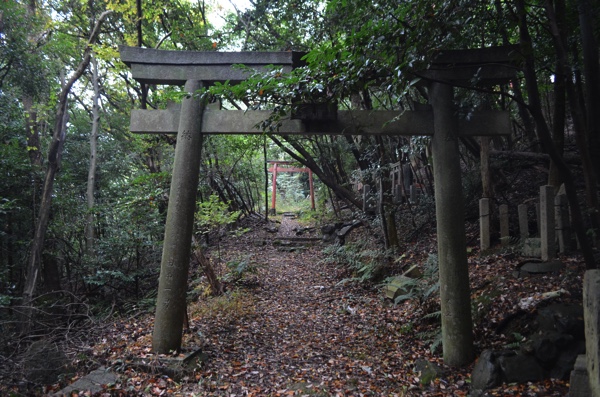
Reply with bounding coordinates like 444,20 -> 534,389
519,260 -> 564,275
23,339 -> 70,385
414,358 -> 443,385
471,350 -> 502,392
498,353 -> 545,383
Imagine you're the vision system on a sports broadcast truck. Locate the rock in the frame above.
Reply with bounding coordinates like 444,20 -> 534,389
530,335 -> 558,365
519,260 -> 564,274
23,339 -> 70,385
55,367 -> 118,396
471,350 -> 502,392
568,355 -> 592,397
414,358 -> 443,385
320,223 -> 341,235
551,340 -> 585,380
384,276 -> 415,301
321,223 -> 342,243
498,353 -> 545,383
402,264 -> 423,279
536,303 -> 584,337
264,225 -> 278,233
522,237 -> 541,257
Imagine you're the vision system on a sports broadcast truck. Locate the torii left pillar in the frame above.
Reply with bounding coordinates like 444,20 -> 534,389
152,80 -> 206,353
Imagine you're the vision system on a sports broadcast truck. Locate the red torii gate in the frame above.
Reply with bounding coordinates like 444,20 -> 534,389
268,160 -> 315,214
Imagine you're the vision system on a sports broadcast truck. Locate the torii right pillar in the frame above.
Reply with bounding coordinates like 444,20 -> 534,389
430,81 -> 474,366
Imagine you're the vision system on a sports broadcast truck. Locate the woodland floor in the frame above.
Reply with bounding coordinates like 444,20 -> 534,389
42,212 -> 587,396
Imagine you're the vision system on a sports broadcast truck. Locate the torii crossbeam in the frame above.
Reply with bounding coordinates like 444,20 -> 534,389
119,44 -> 518,366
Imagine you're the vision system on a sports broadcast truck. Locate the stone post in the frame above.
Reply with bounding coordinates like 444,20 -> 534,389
540,185 -> 556,261
555,193 -> 570,253
518,204 -> 529,240
409,184 -> 418,204
585,270 -> 600,396
362,184 -> 371,212
535,203 -> 540,236
430,81 -> 473,366
499,204 -> 509,246
479,198 -> 490,251
152,80 -> 205,353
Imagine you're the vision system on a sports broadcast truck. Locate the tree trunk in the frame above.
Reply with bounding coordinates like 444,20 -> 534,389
21,11 -> 112,320
578,0 -> 600,182
544,0 -> 600,246
548,57 -> 566,188
85,56 -> 100,256
192,241 -> 223,296
516,0 -> 595,268
23,96 -> 67,315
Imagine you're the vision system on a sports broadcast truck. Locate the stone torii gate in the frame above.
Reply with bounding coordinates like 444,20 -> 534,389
119,45 -> 517,366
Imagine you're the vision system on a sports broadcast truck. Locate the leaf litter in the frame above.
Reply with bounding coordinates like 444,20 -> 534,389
61,216 -> 579,396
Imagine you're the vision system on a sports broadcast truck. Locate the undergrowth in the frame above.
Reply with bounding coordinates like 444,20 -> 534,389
190,289 -> 255,325
320,241 -> 390,283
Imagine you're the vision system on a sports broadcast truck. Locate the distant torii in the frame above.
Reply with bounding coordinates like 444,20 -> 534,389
267,160 -> 315,214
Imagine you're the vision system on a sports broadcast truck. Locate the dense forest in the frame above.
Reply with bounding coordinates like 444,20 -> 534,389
1,0 -> 599,395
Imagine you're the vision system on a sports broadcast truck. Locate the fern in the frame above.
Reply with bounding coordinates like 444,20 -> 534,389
429,332 -> 443,353
422,310 -> 442,321
321,242 -> 387,283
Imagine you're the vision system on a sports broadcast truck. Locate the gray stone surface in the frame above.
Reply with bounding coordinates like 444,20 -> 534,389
519,260 -> 564,274
480,198 -> 490,251
584,270 -> 600,396
55,367 -> 118,396
130,108 -> 510,137
414,358 -> 443,385
569,355 -> 592,397
119,45 -> 303,66
498,353 -> 545,383
518,203 -> 529,240
522,237 -> 541,257
471,350 -> 502,391
500,204 -> 509,246
152,80 -> 205,353
23,340 -> 69,385
540,185 -> 556,261
119,45 -> 302,85
555,193 -> 571,253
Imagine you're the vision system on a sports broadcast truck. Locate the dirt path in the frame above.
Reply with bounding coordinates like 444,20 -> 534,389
83,214 -> 572,396
184,217 -> 438,396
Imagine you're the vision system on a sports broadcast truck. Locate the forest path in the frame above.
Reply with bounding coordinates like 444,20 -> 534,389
186,215 -> 422,396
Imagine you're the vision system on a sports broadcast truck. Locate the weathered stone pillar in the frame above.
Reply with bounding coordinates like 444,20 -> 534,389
479,198 -> 490,251
499,204 -> 509,246
409,184 -> 418,204
430,81 -> 474,366
362,184 -> 371,212
584,270 -> 600,396
153,80 -> 206,353
540,185 -> 556,261
518,204 -> 529,240
555,193 -> 570,253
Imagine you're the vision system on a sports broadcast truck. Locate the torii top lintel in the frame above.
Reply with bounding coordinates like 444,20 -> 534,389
119,45 -> 306,85
119,45 -> 520,137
